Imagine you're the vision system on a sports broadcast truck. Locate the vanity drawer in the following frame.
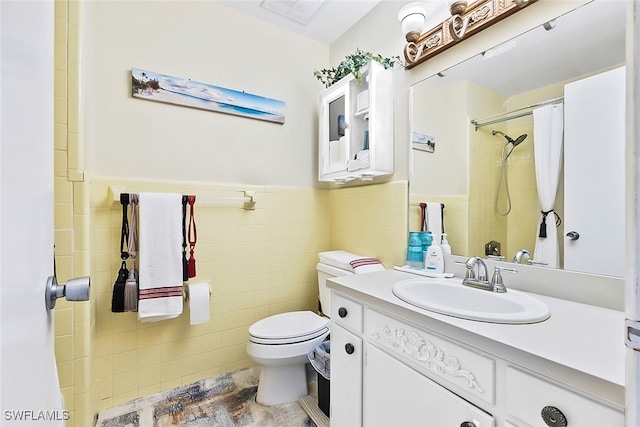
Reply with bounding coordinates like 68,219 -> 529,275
365,308 -> 495,404
332,292 -> 363,333
506,367 -> 623,426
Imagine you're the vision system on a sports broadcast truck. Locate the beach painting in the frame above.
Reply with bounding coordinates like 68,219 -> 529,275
131,68 -> 286,124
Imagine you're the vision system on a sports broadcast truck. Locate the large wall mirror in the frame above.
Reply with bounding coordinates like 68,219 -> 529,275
409,0 -> 626,277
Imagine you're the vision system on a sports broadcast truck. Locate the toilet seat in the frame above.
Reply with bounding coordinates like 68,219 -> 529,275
249,311 -> 330,345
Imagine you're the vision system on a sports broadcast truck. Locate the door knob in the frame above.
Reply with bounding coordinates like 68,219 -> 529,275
566,231 -> 580,240
338,307 -> 348,318
45,275 -> 90,310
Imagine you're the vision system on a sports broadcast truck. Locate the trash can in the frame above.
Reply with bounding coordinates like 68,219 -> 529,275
308,339 -> 330,417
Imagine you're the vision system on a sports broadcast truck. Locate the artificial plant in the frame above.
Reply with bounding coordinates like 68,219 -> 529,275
314,48 -> 401,88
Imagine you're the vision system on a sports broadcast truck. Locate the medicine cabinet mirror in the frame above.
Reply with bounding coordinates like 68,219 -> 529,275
408,0 -> 626,276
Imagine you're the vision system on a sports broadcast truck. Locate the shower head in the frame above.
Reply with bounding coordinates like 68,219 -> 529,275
492,130 -> 527,146
511,133 -> 527,147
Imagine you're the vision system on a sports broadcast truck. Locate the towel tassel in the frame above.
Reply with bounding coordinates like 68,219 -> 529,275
187,196 -> 197,279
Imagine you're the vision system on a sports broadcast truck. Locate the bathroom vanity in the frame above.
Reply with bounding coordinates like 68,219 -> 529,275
327,269 -> 624,427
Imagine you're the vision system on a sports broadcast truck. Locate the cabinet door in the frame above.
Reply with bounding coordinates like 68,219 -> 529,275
364,345 -> 495,427
319,83 -> 349,177
330,324 -> 362,427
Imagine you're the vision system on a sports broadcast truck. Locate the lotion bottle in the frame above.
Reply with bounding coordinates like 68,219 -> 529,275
440,233 -> 452,254
424,245 -> 444,274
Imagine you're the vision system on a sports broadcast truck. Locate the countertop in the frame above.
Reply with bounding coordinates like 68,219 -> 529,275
327,269 -> 625,394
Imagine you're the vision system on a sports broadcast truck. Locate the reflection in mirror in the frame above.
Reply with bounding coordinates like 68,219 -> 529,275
409,0 -> 626,276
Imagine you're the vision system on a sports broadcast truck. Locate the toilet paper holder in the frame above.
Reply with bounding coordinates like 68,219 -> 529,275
183,282 -> 211,302
45,275 -> 90,310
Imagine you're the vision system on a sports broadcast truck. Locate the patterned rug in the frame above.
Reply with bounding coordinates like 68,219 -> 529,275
96,367 -> 317,427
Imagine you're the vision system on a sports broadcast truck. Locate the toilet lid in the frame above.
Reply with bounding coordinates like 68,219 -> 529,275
249,311 -> 329,341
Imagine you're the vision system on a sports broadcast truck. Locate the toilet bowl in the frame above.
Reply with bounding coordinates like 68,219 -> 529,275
246,250 -> 382,406
246,311 -> 330,406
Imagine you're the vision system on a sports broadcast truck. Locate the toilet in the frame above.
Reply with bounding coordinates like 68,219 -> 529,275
247,250 -> 380,406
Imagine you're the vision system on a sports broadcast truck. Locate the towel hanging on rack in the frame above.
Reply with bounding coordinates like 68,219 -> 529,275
138,192 -> 184,322
425,202 -> 445,246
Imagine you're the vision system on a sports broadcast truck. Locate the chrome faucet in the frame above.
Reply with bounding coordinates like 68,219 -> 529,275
462,257 -> 516,293
462,256 -> 489,287
513,249 -> 531,264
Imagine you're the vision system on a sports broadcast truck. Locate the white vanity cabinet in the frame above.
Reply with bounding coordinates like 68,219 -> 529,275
318,60 -> 394,184
329,289 -> 624,427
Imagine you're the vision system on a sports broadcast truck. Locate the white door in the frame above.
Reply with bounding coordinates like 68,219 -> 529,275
1,1 -> 65,425
629,2 -> 640,426
563,66 -> 626,277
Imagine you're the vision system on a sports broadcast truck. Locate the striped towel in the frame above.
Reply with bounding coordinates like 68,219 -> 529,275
138,192 -> 183,322
349,257 -> 385,274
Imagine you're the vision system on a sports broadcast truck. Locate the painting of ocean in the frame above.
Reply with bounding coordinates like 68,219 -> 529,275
131,68 -> 286,124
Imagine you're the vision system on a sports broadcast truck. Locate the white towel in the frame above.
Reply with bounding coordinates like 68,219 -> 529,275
319,250 -> 385,273
426,202 -> 443,247
349,257 -> 385,274
138,192 -> 183,322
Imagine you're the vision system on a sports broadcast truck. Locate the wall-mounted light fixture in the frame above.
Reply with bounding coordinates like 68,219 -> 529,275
399,0 -> 537,69
397,2 -> 429,43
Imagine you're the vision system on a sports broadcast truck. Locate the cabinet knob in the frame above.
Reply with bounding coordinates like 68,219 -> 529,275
338,307 -> 348,318
345,343 -> 355,354
541,406 -> 568,427
460,422 -> 477,427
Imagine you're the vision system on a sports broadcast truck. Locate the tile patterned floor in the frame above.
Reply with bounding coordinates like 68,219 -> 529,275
96,367 -> 317,427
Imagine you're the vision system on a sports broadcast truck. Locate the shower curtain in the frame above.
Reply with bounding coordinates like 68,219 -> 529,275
533,103 -> 564,268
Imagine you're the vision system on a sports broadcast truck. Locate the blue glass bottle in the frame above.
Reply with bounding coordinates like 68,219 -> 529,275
406,232 -> 424,268
418,231 -> 433,252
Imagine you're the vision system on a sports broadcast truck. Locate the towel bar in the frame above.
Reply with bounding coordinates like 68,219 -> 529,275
109,186 -> 256,210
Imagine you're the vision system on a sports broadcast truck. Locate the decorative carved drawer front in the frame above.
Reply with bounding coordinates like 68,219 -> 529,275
506,367 -> 623,427
365,308 -> 495,404
332,292 -> 363,333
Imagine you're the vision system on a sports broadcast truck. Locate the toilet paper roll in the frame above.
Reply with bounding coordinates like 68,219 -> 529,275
188,281 -> 210,325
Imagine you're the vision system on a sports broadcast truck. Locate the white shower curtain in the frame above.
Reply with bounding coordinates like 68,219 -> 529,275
533,103 -> 564,268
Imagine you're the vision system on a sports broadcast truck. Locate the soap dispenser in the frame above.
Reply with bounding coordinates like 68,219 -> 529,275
441,233 -> 451,254
424,245 -> 445,274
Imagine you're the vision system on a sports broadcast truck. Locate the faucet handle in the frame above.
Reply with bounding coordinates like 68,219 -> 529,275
490,266 -> 517,293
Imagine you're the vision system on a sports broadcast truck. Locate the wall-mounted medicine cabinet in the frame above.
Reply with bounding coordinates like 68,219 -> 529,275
318,60 -> 394,184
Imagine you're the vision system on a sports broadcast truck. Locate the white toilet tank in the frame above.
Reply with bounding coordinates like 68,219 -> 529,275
316,250 -> 382,316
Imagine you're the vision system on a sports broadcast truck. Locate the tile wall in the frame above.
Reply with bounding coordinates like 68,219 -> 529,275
53,0 -> 93,426
329,181 -> 408,267
89,179 -> 331,411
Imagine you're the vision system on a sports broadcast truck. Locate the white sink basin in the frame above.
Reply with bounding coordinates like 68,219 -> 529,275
392,278 -> 550,324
